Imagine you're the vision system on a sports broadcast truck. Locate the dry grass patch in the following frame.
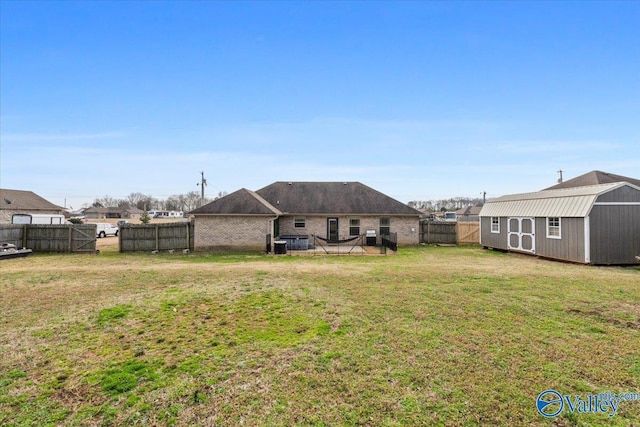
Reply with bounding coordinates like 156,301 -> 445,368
0,246 -> 638,426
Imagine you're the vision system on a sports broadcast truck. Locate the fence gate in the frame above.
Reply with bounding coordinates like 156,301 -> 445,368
71,226 -> 98,252
507,217 -> 535,253
457,222 -> 480,244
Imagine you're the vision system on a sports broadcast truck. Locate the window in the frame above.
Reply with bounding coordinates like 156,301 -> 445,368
546,217 -> 561,239
294,217 -> 306,228
349,218 -> 360,236
379,217 -> 391,236
491,217 -> 500,233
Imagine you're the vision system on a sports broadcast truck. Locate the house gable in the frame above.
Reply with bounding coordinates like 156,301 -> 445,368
190,188 -> 282,216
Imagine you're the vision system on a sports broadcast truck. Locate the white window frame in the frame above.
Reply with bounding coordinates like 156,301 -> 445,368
379,217 -> 391,236
546,217 -> 561,239
490,217 -> 500,234
349,218 -> 360,236
294,217 -> 306,228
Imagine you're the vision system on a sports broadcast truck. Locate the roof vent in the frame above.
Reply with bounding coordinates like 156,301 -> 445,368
4,199 -> 11,205
343,182 -> 347,185
288,182 -> 293,186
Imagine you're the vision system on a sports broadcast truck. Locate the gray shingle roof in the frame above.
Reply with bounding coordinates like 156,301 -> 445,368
191,182 -> 421,216
0,189 -> 64,211
190,188 -> 282,215
545,170 -> 640,190
255,182 -> 421,216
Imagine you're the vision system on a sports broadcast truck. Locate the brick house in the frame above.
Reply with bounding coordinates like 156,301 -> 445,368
190,182 -> 422,251
0,188 -> 65,223
82,206 -> 144,219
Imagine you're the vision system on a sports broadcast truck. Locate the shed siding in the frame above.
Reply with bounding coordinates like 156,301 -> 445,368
480,217 -> 507,249
195,216 -> 273,251
594,186 -> 640,203
534,217 -> 585,263
589,205 -> 640,264
278,215 -> 419,245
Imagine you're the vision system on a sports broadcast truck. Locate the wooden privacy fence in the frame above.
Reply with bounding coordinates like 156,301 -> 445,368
420,221 -> 479,245
0,224 -> 97,253
119,222 -> 194,253
457,222 -> 480,245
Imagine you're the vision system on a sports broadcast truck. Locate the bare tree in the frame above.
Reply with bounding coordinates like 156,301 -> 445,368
90,189 -> 225,213
93,195 -> 120,208
125,192 -> 156,210
182,191 -> 203,212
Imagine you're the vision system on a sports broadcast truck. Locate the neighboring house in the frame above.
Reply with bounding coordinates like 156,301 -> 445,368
82,206 -> 144,219
190,182 -> 422,251
455,205 -> 483,222
0,188 -> 65,224
479,180 -> 640,265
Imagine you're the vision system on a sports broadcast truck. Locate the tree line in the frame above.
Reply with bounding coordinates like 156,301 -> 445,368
91,192 -> 484,214
407,196 -> 486,212
91,191 -> 228,213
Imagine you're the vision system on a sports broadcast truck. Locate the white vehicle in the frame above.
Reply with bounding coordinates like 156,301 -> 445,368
443,212 -> 458,222
95,223 -> 119,238
12,213 -> 67,225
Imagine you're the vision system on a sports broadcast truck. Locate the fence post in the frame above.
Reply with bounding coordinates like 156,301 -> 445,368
68,225 -> 73,253
155,224 -> 159,252
22,225 -> 27,249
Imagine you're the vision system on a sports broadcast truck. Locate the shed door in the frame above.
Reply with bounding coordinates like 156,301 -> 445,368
507,217 -> 535,254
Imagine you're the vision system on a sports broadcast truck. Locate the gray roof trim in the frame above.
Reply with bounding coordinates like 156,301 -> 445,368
479,182 -> 639,218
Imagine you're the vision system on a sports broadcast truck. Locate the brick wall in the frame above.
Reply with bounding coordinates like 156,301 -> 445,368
194,216 -> 274,251
278,215 -> 419,245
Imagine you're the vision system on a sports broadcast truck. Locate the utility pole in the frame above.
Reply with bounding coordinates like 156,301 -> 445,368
197,171 -> 207,207
481,191 -> 486,204
557,169 -> 564,184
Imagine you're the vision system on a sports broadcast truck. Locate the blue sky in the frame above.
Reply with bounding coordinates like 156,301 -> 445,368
1,1 -> 639,209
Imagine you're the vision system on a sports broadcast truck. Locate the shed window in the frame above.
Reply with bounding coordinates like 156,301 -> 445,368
379,217 -> 391,236
546,217 -> 561,239
349,218 -> 360,236
294,217 -> 306,228
491,217 -> 500,233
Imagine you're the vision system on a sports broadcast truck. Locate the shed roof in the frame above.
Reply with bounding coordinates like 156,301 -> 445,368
479,182 -> 637,218
0,189 -> 64,211
545,170 -> 640,190
190,188 -> 282,216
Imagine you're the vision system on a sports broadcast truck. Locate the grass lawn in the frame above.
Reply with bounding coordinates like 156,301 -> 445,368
1,246 -> 639,426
